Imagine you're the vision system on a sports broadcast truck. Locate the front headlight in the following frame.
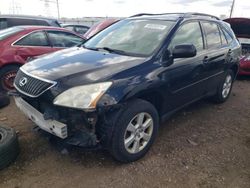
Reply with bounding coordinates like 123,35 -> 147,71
53,82 -> 112,110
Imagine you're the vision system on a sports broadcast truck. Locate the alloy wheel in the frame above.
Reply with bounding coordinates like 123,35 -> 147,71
222,74 -> 232,99
124,112 -> 154,154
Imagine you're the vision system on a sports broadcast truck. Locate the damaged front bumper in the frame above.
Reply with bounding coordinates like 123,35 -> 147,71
14,96 -> 100,148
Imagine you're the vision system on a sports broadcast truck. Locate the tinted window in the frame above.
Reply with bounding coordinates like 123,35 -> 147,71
222,28 -> 233,44
0,18 -> 8,30
0,27 -> 23,41
47,31 -> 83,47
15,31 -> 49,46
219,27 -> 228,46
75,26 -> 89,34
202,22 -> 221,48
169,22 -> 204,51
64,26 -> 74,32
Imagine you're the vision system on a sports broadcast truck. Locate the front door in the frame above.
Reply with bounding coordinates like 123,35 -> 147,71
160,21 -> 208,114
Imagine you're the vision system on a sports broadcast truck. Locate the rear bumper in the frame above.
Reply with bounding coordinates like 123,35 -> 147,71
238,67 -> 250,75
239,62 -> 250,75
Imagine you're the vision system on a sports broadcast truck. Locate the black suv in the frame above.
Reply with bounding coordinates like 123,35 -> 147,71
13,13 -> 241,162
0,15 -> 61,30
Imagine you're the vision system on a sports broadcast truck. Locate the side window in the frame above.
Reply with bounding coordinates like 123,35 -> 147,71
0,18 -> 8,29
64,26 -> 75,32
46,30 -> 84,47
202,22 -> 221,48
75,26 -> 89,35
219,27 -> 228,46
169,22 -> 204,52
222,28 -> 233,44
15,31 -> 49,46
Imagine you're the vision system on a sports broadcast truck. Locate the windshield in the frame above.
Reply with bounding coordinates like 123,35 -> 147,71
84,19 -> 174,57
0,27 -> 23,41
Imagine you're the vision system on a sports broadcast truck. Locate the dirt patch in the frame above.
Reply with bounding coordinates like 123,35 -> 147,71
0,80 -> 250,188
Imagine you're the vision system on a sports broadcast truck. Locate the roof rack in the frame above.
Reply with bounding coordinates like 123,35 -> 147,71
184,13 -> 220,20
130,13 -> 185,18
130,12 -> 220,20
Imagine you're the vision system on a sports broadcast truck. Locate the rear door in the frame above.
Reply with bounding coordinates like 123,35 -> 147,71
12,31 -> 54,61
200,21 -> 230,93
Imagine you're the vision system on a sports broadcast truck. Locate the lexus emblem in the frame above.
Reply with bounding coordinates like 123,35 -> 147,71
19,77 -> 28,87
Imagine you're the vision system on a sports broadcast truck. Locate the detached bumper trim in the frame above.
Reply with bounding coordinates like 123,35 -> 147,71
14,97 -> 68,139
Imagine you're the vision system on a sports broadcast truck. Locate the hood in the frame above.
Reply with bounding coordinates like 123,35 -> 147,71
224,18 -> 250,38
22,47 -> 146,86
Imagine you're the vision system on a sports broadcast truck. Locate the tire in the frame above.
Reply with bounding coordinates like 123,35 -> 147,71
212,70 -> 234,103
0,94 -> 10,109
0,125 -> 19,170
109,99 -> 159,163
0,65 -> 20,92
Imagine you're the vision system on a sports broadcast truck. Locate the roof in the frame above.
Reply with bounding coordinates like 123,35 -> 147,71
129,12 -> 220,21
15,25 -> 65,30
61,24 -> 90,28
0,14 -> 58,21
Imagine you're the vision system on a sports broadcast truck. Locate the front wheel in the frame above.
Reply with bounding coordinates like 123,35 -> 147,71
212,70 -> 234,103
109,99 -> 159,163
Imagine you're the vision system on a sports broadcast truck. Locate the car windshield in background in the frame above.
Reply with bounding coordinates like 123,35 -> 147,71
84,19 -> 174,57
0,27 -> 23,41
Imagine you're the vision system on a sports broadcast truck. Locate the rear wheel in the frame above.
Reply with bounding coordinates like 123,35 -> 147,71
109,99 -> 159,163
212,70 -> 234,103
0,65 -> 20,92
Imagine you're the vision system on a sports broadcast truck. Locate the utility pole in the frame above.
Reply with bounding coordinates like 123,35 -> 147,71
56,0 -> 60,19
230,0 -> 235,18
40,0 -> 60,19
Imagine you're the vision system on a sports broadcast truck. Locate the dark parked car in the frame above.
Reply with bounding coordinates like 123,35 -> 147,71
0,26 -> 85,91
224,18 -> 250,75
0,15 -> 61,30
62,24 -> 90,35
13,13 -> 241,162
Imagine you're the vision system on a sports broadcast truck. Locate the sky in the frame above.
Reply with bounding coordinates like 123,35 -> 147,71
0,0 -> 250,18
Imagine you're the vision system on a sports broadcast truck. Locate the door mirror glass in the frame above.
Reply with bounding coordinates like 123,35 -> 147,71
172,44 -> 197,59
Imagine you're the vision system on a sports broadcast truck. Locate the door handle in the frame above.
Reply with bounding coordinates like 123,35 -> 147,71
203,56 -> 209,64
228,49 -> 232,54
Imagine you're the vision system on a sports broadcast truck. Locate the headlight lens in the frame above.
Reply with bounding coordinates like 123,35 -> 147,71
53,82 -> 112,109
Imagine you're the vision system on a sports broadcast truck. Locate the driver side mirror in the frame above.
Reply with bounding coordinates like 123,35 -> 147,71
172,44 -> 197,59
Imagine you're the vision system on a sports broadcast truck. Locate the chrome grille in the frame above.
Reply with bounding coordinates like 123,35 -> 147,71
14,68 -> 56,98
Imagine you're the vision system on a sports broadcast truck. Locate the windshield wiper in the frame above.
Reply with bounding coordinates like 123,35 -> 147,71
82,46 -> 139,56
95,47 -> 128,55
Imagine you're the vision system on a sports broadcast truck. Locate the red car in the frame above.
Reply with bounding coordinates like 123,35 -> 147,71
0,26 -> 85,91
224,18 -> 250,75
83,19 -> 118,39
